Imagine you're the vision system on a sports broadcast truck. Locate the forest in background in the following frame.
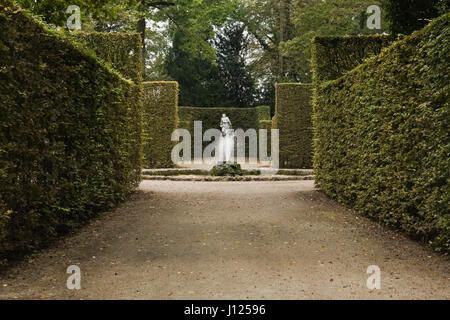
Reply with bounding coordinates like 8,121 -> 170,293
17,0 -> 449,109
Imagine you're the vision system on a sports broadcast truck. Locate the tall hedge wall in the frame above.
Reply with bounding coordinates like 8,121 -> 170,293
273,84 -> 313,169
313,14 -> 450,253
143,81 -> 179,168
72,32 -> 143,84
311,35 -> 394,82
0,2 -> 142,257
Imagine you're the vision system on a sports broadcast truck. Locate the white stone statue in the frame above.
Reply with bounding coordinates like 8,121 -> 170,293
218,114 -> 234,163
220,113 -> 232,136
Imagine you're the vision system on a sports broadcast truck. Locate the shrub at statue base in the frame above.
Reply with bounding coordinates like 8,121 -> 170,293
210,163 -> 243,177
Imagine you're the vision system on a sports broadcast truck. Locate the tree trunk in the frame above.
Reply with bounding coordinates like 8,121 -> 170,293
138,2 -> 175,66
138,18 -> 146,63
279,0 -> 286,76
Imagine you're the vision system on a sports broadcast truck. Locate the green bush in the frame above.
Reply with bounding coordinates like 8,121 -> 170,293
273,83 -> 313,169
143,81 -> 179,168
311,35 -> 394,82
71,32 -> 143,84
313,14 -> 450,253
210,163 -> 243,176
0,2 -> 143,257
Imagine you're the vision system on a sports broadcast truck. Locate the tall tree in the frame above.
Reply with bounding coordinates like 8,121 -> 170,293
241,0 -> 296,82
214,22 -> 257,108
137,1 -> 175,62
281,0 -> 384,82
16,0 -> 138,29
163,0 -> 243,105
166,31 -> 225,106
238,0 -> 298,111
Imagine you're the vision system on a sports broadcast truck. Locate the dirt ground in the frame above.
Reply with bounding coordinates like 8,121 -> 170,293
0,180 -> 449,299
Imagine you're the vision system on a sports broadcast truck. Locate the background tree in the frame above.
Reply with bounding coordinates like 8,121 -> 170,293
241,0 -> 296,82
239,0 -> 297,111
20,0 -> 438,111
166,30 -> 225,106
136,1 -> 174,62
214,22 -> 257,108
281,0 -> 383,83
381,0 -> 449,35
162,0 -> 246,106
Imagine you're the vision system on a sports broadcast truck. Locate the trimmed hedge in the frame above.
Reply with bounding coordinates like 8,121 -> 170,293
0,2 -> 143,257
142,81 -> 179,168
313,14 -> 450,253
311,35 -> 394,82
255,106 -> 271,121
71,32 -> 143,84
273,84 -> 313,169
259,120 -> 272,155
258,120 -> 272,131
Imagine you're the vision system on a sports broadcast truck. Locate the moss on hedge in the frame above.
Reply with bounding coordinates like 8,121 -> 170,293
273,83 -> 313,169
312,14 -> 450,253
0,2 -> 143,257
143,81 -> 179,168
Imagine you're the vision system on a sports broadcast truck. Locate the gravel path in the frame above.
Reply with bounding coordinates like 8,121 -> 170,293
0,180 -> 448,299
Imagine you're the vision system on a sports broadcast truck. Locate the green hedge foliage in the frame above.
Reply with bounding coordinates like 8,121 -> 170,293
311,35 -> 394,82
259,120 -> 272,155
255,106 -> 271,121
313,14 -> 450,253
273,84 -> 313,169
255,106 -> 271,154
0,2 -> 143,257
71,32 -> 143,84
258,120 -> 272,130
143,81 -> 179,168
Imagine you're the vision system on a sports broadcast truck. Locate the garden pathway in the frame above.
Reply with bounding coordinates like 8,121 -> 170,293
0,180 -> 449,299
